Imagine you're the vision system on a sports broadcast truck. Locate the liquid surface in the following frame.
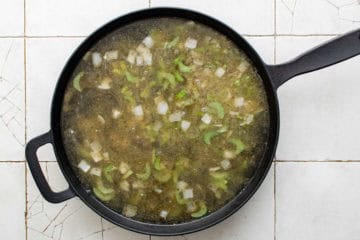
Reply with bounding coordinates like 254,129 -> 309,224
61,18 -> 270,223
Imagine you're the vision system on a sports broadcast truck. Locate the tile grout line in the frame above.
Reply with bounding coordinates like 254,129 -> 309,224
101,218 -> 104,240
273,0 -> 277,239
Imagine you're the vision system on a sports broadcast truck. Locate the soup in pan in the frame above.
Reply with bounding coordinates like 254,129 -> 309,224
61,18 -> 269,223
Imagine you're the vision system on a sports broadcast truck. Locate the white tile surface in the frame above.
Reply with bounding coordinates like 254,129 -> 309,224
0,38 -> 25,160
276,36 -> 360,160
27,162 -> 103,240
26,38 -> 83,161
276,0 -> 360,34
102,219 -> 149,240
26,0 -> 149,36
0,163 -> 25,239
276,162 -> 360,240
244,37 -> 275,64
0,0 -> 24,36
152,165 -> 274,240
151,0 -> 275,35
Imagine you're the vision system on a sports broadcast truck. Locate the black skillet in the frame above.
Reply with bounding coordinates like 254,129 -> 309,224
25,8 -> 360,236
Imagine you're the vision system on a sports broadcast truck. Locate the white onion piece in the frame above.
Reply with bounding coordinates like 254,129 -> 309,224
209,166 -> 221,172
132,181 -> 145,189
186,201 -> 197,212
104,50 -> 118,61
127,50 -> 137,64
234,97 -> 245,108
123,204 -> 137,217
157,101 -> 169,115
112,109 -> 121,119
90,167 -> 101,176
154,188 -> 163,194
78,160 -> 91,173
223,150 -> 235,159
142,51 -> 152,66
160,210 -> 168,219
119,162 -> 130,174
120,180 -> 130,191
132,105 -> 144,118
238,61 -> 249,73
177,181 -> 188,191
169,111 -> 185,122
221,159 -> 232,170
90,140 -> 102,152
185,37 -> 197,49
181,120 -> 191,132
90,151 -> 103,162
201,113 -> 212,124
215,67 -> 225,78
136,55 -> 144,66
103,152 -> 110,161
229,111 -> 240,116
91,52 -> 102,67
97,115 -> 105,124
142,36 -> 154,48
183,189 -> 194,199
240,114 -> 254,126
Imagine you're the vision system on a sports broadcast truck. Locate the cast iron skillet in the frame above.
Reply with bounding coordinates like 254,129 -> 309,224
25,8 -> 360,236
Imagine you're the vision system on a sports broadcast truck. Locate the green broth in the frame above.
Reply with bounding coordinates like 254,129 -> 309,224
61,18 -> 269,223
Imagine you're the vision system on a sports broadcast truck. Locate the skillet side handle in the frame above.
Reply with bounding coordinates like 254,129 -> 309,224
25,131 -> 75,203
267,28 -> 360,89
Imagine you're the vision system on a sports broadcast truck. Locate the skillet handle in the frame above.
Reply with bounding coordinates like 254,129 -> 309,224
25,131 -> 75,203
267,28 -> 360,89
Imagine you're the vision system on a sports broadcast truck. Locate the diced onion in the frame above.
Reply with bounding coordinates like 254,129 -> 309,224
169,111 -> 185,122
185,37 -> 197,49
181,120 -> 191,131
104,50 -> 118,61
98,77 -> 112,90
201,113 -> 212,124
132,105 -> 144,117
90,151 -> 103,162
78,160 -> 91,173
119,161 -> 130,174
112,109 -> 121,119
91,52 -> 102,67
177,181 -> 188,191
215,67 -> 225,78
154,188 -> 163,194
183,189 -> 194,199
229,111 -> 240,116
120,180 -> 130,191
103,152 -> 110,161
187,201 -> 197,213
90,167 -> 102,176
160,210 -> 168,219
157,101 -> 169,115
90,140 -> 102,152
123,204 -> 137,217
132,180 -> 145,189
142,51 -> 152,66
234,97 -> 245,108
142,36 -> 154,48
223,150 -> 236,159
97,115 -> 105,124
240,114 -> 254,126
136,55 -> 144,66
221,159 -> 232,170
238,61 -> 249,73
127,50 -> 137,64
209,166 -> 221,172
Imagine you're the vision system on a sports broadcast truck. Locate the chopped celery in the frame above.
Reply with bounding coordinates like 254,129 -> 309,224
229,138 -> 245,155
165,36 -> 179,48
103,164 -> 117,183
174,71 -> 184,82
176,89 -> 187,100
136,163 -> 151,180
174,57 -> 192,73
203,130 -> 221,145
121,86 -> 135,104
112,61 -> 127,76
153,156 -> 165,170
95,179 -> 114,195
210,171 -> 229,191
157,71 -> 177,89
93,187 -> 115,201
125,71 -> 139,83
175,191 -> 187,205
208,102 -> 225,119
176,98 -> 194,108
172,157 -> 189,183
191,201 -> 207,218
153,169 -> 172,182
122,170 -> 133,179
73,72 -> 84,92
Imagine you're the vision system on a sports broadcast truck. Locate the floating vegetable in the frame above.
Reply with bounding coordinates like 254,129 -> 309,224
72,72 -> 84,92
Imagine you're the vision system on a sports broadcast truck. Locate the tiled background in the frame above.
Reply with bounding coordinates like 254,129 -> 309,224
0,0 -> 359,239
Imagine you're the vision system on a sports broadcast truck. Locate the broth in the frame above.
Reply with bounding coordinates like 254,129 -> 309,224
61,18 -> 269,223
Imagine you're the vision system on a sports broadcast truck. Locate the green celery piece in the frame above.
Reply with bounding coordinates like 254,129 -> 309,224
165,36 -> 179,48
210,171 -> 229,180
174,57 -> 192,73
175,89 -> 187,100
153,156 -> 165,170
122,170 -> 133,179
175,191 -> 187,205
95,179 -> 114,195
153,169 -> 172,183
93,187 -> 115,201
229,138 -> 245,155
103,164 -> 117,183
208,102 -> 225,119
125,71 -> 139,83
191,201 -> 207,218
121,86 -> 135,104
203,130 -> 221,145
210,171 -> 229,191
157,71 -> 177,89
174,71 -> 184,82
73,71 -> 84,92
136,163 -> 151,180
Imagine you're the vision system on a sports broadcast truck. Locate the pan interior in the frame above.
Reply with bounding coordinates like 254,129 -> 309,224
60,17 -> 270,224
